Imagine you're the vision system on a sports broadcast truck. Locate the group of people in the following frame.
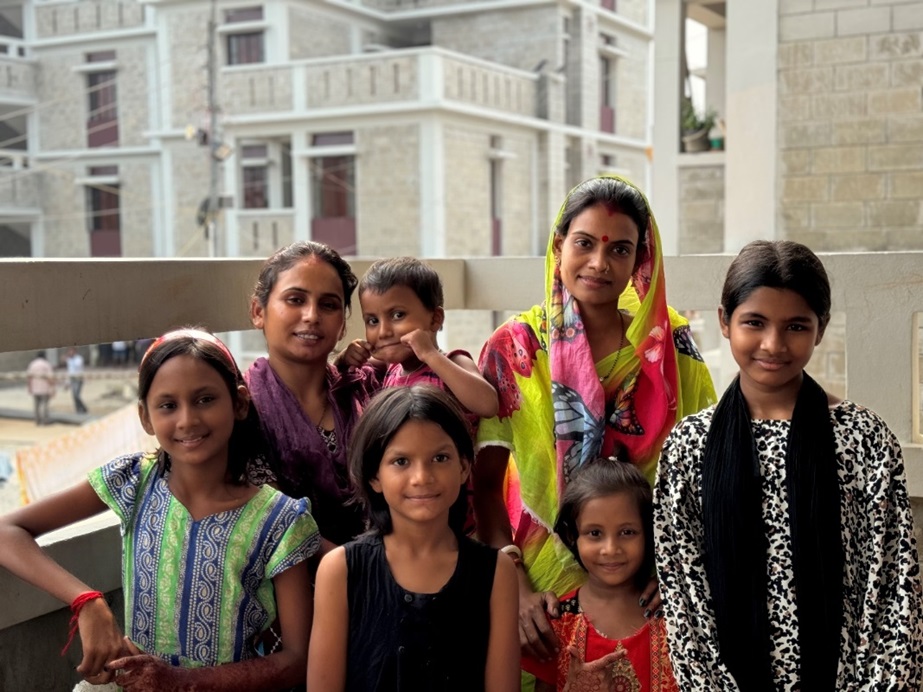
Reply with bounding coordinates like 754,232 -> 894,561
0,175 -> 920,692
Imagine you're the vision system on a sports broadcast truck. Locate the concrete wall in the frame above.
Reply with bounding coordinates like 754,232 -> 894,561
778,2 -> 923,250
431,6 -> 561,72
166,5 -> 209,131
678,163 -> 724,254
356,123 -> 421,257
287,5 -> 352,59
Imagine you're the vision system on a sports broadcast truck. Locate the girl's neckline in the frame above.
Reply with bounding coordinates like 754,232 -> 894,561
746,399 -> 851,423
162,477 -> 269,523
377,534 -> 463,597
575,589 -> 650,643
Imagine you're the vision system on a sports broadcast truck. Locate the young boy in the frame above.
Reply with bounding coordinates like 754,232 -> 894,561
338,257 -> 498,419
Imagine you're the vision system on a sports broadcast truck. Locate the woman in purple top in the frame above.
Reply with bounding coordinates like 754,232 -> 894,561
246,241 -> 380,546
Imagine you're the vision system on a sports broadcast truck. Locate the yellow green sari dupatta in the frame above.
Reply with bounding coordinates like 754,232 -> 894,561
478,175 -> 715,596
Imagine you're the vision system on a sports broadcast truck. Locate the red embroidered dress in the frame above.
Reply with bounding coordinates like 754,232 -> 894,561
522,590 -> 678,692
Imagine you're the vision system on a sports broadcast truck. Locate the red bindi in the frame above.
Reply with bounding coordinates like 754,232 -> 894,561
601,235 -> 609,242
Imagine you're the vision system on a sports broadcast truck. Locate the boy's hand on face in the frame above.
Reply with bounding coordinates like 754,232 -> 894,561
400,329 -> 439,362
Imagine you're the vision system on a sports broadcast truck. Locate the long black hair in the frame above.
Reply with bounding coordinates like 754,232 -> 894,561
348,385 -> 473,536
703,240 -> 841,691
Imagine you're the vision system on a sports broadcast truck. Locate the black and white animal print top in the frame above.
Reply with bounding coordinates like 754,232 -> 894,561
654,401 -> 923,691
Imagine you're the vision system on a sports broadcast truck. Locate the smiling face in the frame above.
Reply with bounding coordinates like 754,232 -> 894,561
553,204 -> 639,312
139,354 -> 246,472
360,285 -> 443,365
575,491 -> 646,592
370,419 -> 470,530
720,286 -> 824,402
250,256 -> 346,366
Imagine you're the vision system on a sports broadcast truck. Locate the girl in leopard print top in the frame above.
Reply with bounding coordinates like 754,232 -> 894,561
654,240 -> 923,691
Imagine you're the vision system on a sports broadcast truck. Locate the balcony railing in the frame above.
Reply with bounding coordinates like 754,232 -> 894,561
0,253 -> 921,687
221,47 -> 540,123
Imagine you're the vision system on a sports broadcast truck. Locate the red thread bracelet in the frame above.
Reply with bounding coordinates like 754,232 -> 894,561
61,590 -> 104,655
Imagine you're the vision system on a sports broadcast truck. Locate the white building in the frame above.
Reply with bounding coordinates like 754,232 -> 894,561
0,0 -> 656,262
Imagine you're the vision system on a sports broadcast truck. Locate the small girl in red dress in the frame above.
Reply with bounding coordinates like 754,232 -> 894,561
522,457 -> 677,692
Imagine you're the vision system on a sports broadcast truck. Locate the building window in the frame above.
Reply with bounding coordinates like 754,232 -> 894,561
86,51 -> 118,148
225,7 -> 264,65
599,36 -> 621,134
86,165 -> 120,256
241,144 -> 269,208
310,132 -> 355,256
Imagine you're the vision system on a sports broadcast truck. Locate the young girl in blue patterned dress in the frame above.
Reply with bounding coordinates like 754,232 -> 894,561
307,385 -> 519,691
0,328 -> 319,691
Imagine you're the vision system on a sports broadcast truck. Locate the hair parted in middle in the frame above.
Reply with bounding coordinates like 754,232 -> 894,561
554,177 -> 651,272
358,256 -> 445,313
348,384 -> 473,536
553,456 -> 654,589
251,240 -> 359,314
720,239 -> 831,331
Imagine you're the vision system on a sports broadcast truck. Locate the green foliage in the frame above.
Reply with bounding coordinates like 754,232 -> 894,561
681,96 -> 717,134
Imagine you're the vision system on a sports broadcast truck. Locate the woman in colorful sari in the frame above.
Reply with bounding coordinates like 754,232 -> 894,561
473,176 -> 716,689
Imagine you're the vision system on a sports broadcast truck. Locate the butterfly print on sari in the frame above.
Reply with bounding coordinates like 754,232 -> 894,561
673,324 -> 705,362
482,321 -> 542,419
552,382 -> 605,479
549,286 -> 583,343
608,373 -> 644,436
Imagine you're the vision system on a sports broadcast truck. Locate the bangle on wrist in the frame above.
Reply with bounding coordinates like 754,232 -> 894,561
499,544 -> 524,568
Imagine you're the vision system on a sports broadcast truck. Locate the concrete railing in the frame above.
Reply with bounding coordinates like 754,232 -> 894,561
221,46 -> 539,121
0,252 -> 921,685
0,53 -> 36,101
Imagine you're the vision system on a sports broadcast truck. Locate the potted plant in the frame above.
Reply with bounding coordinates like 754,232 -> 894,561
681,97 -> 717,153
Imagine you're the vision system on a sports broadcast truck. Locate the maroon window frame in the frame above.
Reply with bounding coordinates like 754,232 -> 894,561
310,154 -> 355,255
87,71 -> 118,147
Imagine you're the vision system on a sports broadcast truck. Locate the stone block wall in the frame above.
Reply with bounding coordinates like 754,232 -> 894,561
168,141 -> 211,257
778,2 -> 923,251
614,32 -> 651,140
677,164 -> 724,254
40,169 -> 88,256
443,125 -> 492,256
431,6 -> 561,73
356,124 -> 421,257
287,6 -> 352,59
167,6 -> 210,131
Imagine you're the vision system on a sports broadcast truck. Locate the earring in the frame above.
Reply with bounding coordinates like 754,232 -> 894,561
554,256 -> 561,267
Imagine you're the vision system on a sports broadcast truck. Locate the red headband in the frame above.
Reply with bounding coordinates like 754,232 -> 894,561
140,328 -> 237,371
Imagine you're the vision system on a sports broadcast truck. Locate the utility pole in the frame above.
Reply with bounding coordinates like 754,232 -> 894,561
206,0 -> 220,257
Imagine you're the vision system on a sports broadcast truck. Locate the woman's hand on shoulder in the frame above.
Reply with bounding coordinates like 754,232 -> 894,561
519,584 -> 561,662
640,577 -> 662,619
